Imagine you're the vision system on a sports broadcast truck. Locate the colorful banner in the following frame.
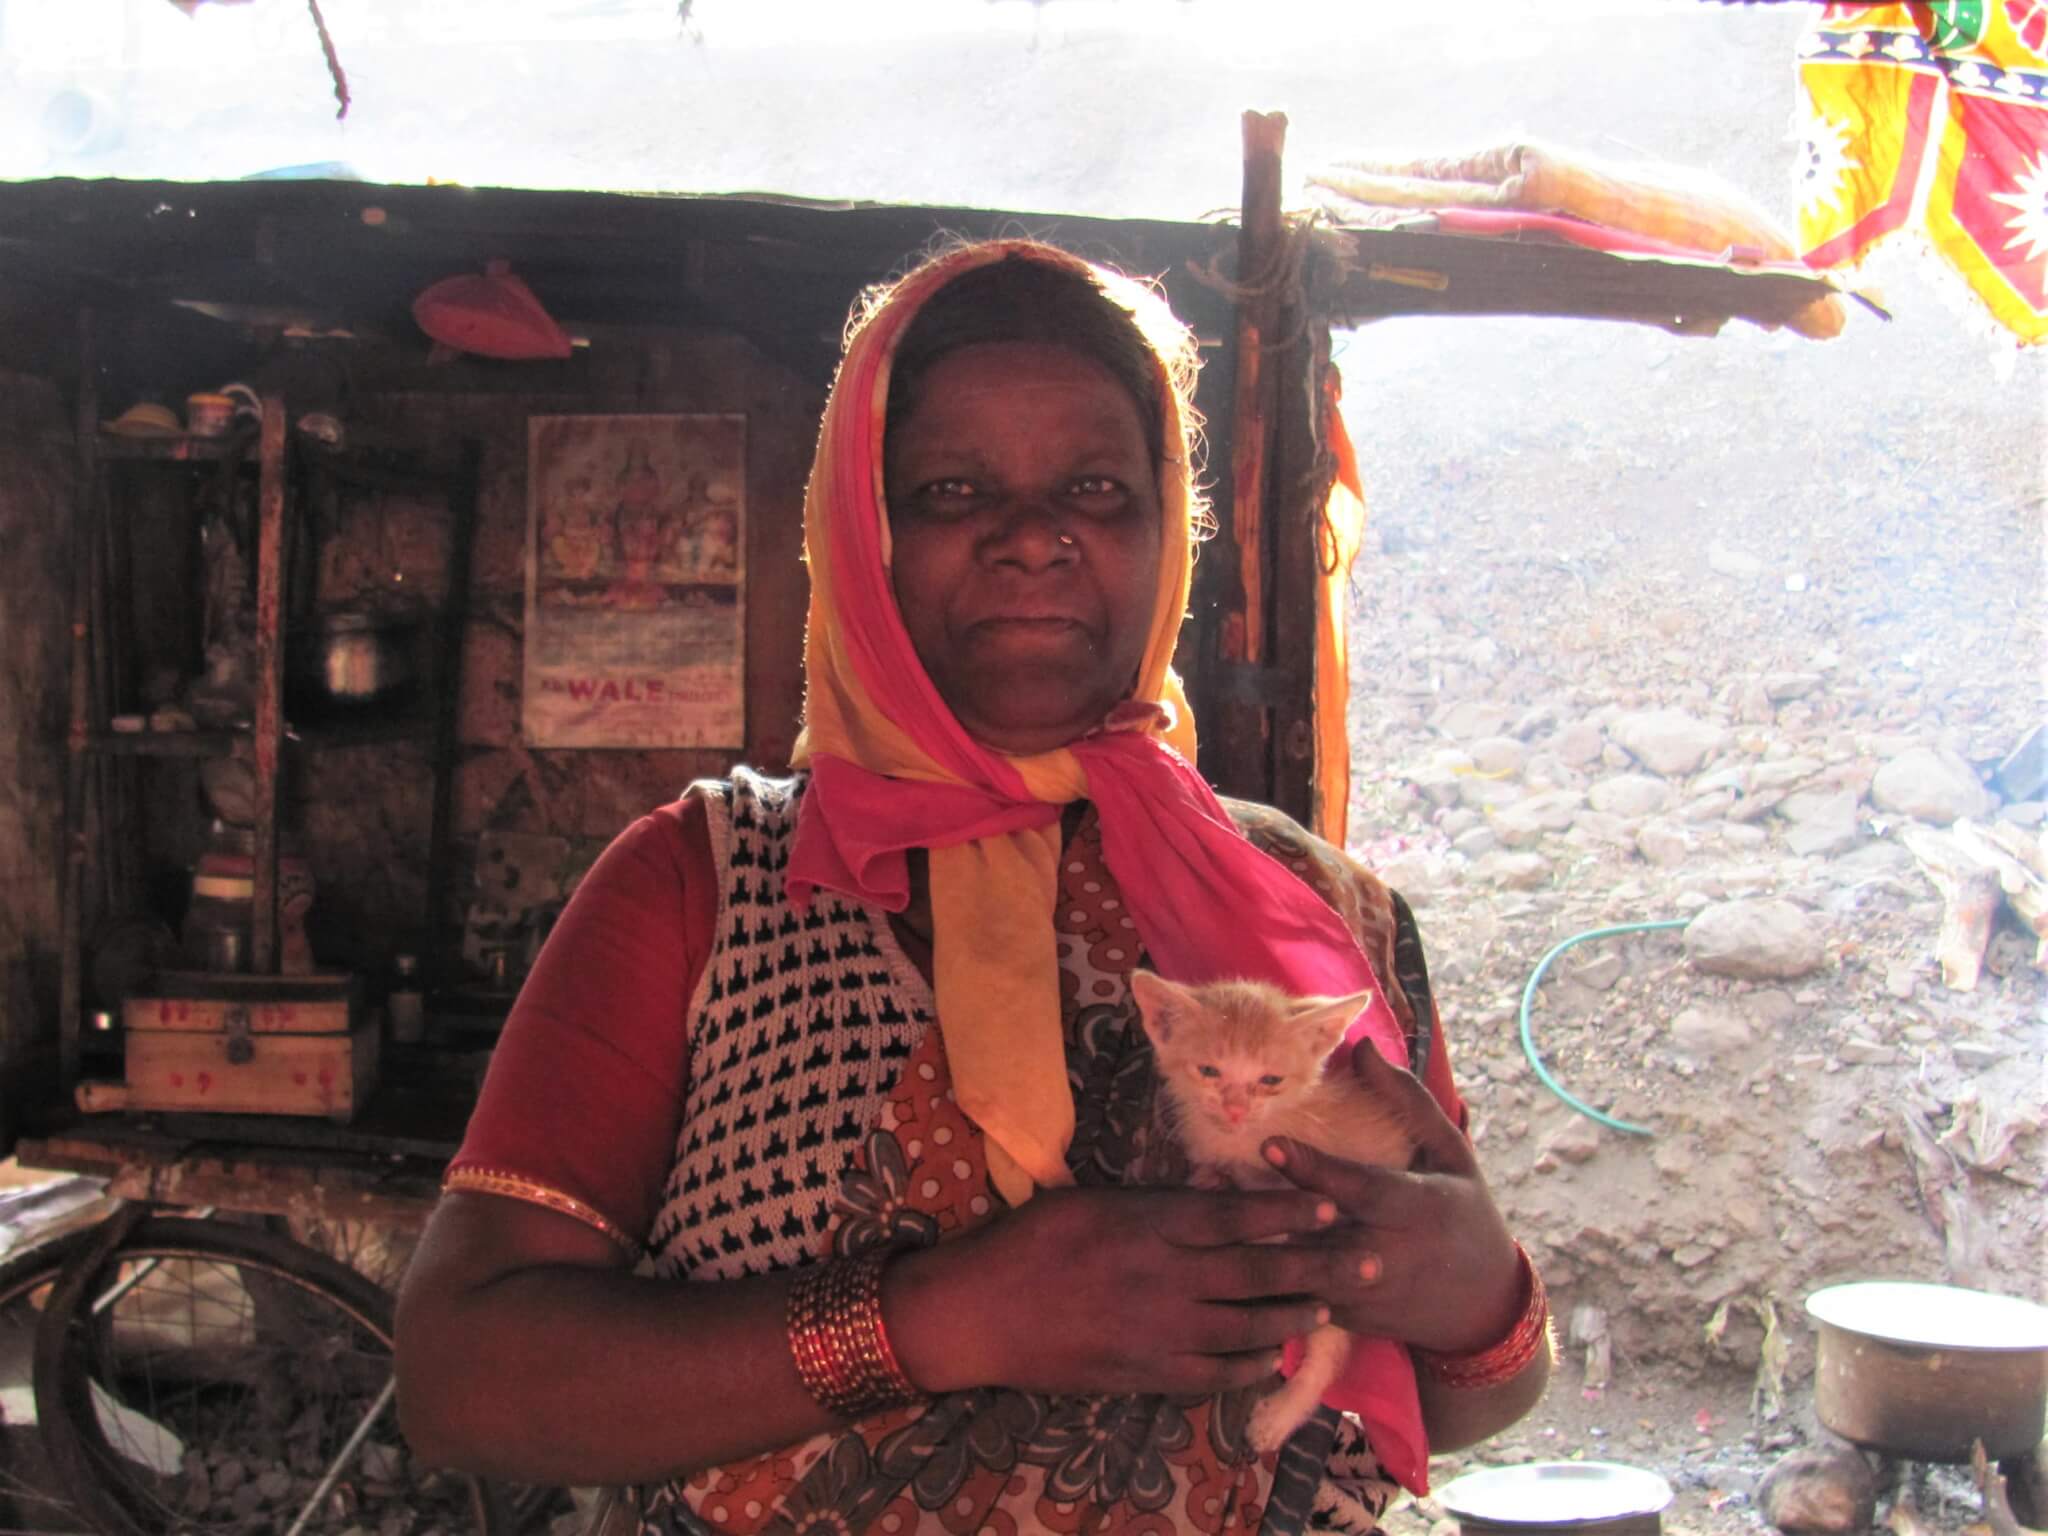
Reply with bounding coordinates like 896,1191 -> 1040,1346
1795,1 -> 2048,343
523,414 -> 746,748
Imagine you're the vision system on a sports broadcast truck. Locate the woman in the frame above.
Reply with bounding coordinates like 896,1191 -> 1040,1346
396,239 -> 1548,1535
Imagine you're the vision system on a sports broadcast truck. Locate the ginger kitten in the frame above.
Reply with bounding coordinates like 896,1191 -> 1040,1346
1129,970 -> 1413,1454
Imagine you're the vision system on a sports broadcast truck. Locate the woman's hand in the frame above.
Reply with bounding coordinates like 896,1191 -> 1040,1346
1259,1041 -> 1522,1355
887,1183 -> 1342,1399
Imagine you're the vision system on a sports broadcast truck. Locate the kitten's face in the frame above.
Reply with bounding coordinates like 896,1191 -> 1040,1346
1130,973 -> 1368,1154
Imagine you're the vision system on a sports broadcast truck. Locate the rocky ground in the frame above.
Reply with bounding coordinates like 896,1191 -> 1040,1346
1336,305 -> 2046,1534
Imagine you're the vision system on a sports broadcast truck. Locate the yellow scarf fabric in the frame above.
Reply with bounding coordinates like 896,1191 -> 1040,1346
790,241 -> 1197,1204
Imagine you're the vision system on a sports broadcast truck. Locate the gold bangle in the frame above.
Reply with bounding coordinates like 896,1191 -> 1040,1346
785,1250 -> 922,1419
1414,1242 -> 1552,1391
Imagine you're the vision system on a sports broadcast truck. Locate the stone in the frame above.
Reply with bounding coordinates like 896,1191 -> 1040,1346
1744,990 -> 1799,1030
1476,851 -> 1551,890
1451,826 -> 1498,859
1438,808 -> 1482,838
1708,539 -> 1763,578
1610,708 -> 1725,777
1777,789 -> 1861,858
1550,720 -> 1606,767
1837,1036 -> 1897,1065
255,1467 -> 294,1502
1467,735 -> 1527,776
1432,700 -> 1514,741
1569,809 -> 1634,845
1766,672 -> 1824,702
1567,950 -> 1625,991
1669,1005 -> 1753,1058
1541,1114 -> 1602,1164
1684,899 -> 1827,980
1756,1446 -> 1877,1533
1870,745 -> 1996,825
1589,773 -> 1673,817
1635,820 -> 1690,866
1492,790 -> 1585,847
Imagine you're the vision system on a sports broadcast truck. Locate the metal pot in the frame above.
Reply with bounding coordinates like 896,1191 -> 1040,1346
291,611 -> 417,708
1807,1281 -> 2048,1462
1436,1462 -> 1672,1535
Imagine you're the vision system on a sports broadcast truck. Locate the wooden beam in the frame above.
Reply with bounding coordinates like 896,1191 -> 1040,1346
250,395 -> 288,974
58,309 -> 99,1095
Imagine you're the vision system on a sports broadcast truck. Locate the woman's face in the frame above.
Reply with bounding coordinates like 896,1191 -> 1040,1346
885,341 -> 1164,756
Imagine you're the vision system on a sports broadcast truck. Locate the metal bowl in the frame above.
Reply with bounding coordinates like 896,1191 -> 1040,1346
1437,1461 -> 1673,1534
1806,1281 -> 2048,1462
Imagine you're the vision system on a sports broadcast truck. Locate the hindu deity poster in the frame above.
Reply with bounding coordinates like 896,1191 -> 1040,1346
523,414 -> 746,748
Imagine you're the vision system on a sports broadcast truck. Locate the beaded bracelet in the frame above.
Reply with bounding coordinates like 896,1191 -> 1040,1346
1414,1242 -> 1551,1390
786,1250 -> 922,1419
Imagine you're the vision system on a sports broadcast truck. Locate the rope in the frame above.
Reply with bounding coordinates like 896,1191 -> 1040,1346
1519,920 -> 1691,1137
306,0 -> 350,119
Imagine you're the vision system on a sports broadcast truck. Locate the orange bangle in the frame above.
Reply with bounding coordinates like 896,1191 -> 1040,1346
1414,1242 -> 1551,1390
786,1250 -> 922,1419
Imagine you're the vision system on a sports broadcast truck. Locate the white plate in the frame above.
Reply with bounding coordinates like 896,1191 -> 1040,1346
1437,1461 -> 1673,1525
1806,1281 -> 2048,1352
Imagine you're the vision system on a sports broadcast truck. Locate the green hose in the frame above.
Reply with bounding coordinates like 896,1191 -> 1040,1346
1518,919 -> 1690,1137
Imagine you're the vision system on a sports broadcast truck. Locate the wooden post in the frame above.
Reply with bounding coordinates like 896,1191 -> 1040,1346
58,309 -> 99,1094
249,395 -> 288,974
1208,110 -> 1290,805
1266,303 -> 1335,829
1230,110 -> 1287,670
423,440 -> 482,987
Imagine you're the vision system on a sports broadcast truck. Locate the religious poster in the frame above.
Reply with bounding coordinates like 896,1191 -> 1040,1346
523,414 -> 746,748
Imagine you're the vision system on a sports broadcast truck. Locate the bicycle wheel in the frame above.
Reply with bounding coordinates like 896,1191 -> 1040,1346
0,1225 -> 99,1534
33,1213 -> 507,1535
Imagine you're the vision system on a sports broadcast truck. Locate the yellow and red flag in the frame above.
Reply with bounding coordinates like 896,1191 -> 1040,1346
1796,1 -> 2048,343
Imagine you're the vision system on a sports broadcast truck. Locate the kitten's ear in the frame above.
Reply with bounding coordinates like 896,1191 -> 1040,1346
1129,969 -> 1191,1046
1295,988 -> 1375,1048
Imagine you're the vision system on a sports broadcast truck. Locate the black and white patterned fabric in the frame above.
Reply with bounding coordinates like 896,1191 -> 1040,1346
642,768 -> 931,1282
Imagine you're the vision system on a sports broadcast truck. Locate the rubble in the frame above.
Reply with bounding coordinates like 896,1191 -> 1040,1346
1341,346 -> 2045,1536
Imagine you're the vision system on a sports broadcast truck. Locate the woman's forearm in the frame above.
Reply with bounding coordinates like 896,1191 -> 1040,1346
1412,1336 -> 1552,1452
397,1196 -> 823,1483
395,1194 -> 991,1485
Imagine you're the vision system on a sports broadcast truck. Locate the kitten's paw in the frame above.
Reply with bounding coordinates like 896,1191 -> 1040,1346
1247,1393 -> 1305,1455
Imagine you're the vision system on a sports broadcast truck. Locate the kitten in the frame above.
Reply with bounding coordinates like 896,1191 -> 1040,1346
1130,970 -> 1413,1455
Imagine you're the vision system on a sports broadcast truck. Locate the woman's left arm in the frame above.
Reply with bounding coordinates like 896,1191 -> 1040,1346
1261,1038 -> 1551,1452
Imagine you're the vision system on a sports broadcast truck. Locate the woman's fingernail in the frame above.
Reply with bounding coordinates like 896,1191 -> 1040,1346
1264,1143 -> 1288,1167
1315,1306 -> 1332,1326
1358,1255 -> 1382,1282
1314,1200 -> 1338,1226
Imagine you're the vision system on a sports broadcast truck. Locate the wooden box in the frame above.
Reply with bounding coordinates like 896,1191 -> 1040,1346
83,972 -> 379,1123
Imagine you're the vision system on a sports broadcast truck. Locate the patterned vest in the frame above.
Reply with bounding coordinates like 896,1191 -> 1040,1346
645,767 -> 932,1282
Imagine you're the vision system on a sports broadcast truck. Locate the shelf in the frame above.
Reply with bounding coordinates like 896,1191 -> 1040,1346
88,706 -> 435,758
96,430 -> 256,464
91,728 -> 244,758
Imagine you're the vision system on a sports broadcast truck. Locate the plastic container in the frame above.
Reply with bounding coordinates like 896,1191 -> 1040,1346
186,392 -> 236,438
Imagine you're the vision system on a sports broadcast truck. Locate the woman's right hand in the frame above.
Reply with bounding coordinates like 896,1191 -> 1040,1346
887,1184 -> 1341,1398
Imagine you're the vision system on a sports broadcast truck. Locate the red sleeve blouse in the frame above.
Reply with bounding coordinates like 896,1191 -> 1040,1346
443,794 -> 718,1252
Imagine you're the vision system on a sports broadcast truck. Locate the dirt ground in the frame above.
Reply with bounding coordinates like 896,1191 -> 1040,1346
1335,277 -> 2046,1534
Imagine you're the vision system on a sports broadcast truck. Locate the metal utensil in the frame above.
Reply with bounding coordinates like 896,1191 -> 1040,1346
1806,1281 -> 2048,1462
1437,1461 -> 1673,1535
